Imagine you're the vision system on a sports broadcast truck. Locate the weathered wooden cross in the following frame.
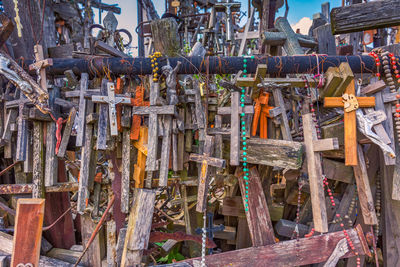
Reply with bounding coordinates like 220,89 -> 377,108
218,91 -> 254,166
130,85 -> 149,140
324,80 -> 375,165
28,44 -> 53,93
302,112 -> 339,233
189,135 -> 226,212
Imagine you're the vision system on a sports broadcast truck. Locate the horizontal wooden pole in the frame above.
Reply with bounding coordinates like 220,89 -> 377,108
22,55 -> 388,76
0,183 -> 78,195
182,225 -> 370,267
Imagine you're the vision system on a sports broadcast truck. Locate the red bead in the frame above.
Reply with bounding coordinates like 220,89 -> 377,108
392,57 -> 397,60
327,188 -> 331,192
394,65 -> 397,70
376,73 -> 381,77
396,103 -> 400,107
355,252 -> 359,256
392,61 -> 397,65
332,203 -> 336,206
376,62 -> 381,66
396,113 -> 400,118
396,109 -> 400,113
396,74 -> 400,79
375,58 -> 380,62
336,214 -> 341,217
389,53 -> 394,57
340,223 -> 344,227
396,94 -> 400,99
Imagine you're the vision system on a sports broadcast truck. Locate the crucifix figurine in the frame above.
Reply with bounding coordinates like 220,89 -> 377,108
189,135 -> 226,212
324,79 -> 375,165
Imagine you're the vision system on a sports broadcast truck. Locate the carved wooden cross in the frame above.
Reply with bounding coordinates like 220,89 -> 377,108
218,91 -> 254,166
130,85 -> 149,140
324,80 -> 375,165
302,112 -> 339,233
189,135 -> 226,212
29,44 -> 53,93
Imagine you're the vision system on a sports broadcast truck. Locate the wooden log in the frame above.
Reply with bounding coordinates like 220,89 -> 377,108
182,225 -> 370,266
241,138 -> 304,169
237,167 -> 275,246
331,0 -> 400,34
32,121 -> 44,198
323,159 -> 353,184
11,199 -> 45,267
150,18 -> 180,57
121,189 -> 156,266
121,129 -> 131,213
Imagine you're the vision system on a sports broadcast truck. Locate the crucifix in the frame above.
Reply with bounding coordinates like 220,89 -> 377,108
324,79 -> 375,165
302,112 -> 339,233
189,135 -> 226,212
251,91 -> 280,139
194,212 -> 225,254
218,91 -> 254,166
28,44 -> 53,94
215,0 -> 241,42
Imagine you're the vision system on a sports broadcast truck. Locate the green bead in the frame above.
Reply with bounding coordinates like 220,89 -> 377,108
243,74 -> 247,77
241,121 -> 245,125
245,194 -> 248,198
245,186 -> 249,189
251,55 -> 255,59
243,157 -> 247,161
242,137 -> 246,140
243,59 -> 247,63
243,142 -> 246,145
241,93 -> 245,97
242,132 -> 246,135
245,199 -> 248,202
241,113 -> 245,116
243,168 -> 248,171
243,64 -> 247,68
241,103 -> 244,107
243,152 -> 247,156
240,98 -> 245,102
241,89 -> 245,93
245,203 -> 248,207
243,147 -> 246,150
246,173 -> 249,176
243,163 -> 247,166
245,208 -> 248,211
245,181 -> 249,185
246,190 -> 248,194
243,69 -> 247,73
242,126 -> 246,130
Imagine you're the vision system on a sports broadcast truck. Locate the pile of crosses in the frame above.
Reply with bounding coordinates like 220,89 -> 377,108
0,0 -> 399,266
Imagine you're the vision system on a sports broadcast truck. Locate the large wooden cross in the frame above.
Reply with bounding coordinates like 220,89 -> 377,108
130,85 -> 149,140
324,80 -> 375,165
218,91 -> 254,166
302,112 -> 339,233
189,135 -> 226,212
28,45 -> 52,93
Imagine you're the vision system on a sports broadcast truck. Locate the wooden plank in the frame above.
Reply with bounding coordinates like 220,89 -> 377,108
320,67 -> 342,98
302,113 -> 330,233
32,122 -> 44,198
96,79 -> 109,151
81,213 -> 105,267
352,145 -> 378,225
45,122 -> 58,186
121,189 -> 156,266
121,129 -> 131,213
159,116 -> 172,187
272,88 -> 292,141
361,80 -> 386,95
133,127 -> 148,189
11,199 -> 45,267
313,138 -> 339,152
241,138 -> 304,169
331,0 -> 400,34
313,24 -> 336,55
57,107 -> 77,158
183,225 -> 370,266
237,167 -> 275,246
75,73 -> 89,147
106,220 -> 117,266
323,159 -> 354,184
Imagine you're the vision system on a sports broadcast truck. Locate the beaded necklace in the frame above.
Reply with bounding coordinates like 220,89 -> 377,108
240,55 -> 254,211
150,51 -> 162,82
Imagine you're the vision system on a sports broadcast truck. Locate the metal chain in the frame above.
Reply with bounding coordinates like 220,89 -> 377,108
201,210 -> 207,267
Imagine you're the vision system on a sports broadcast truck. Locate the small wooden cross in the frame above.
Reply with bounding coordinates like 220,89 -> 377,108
189,135 -> 226,212
218,91 -> 254,166
302,112 -> 339,233
252,92 -> 280,139
130,85 -> 149,140
29,44 -> 53,93
324,80 -> 375,165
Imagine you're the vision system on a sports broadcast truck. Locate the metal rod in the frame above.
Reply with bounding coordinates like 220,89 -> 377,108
22,55 -> 385,76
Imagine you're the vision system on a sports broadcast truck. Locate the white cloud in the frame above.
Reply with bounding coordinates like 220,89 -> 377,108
291,17 -> 312,35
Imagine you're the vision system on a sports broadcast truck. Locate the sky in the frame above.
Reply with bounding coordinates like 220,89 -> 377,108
95,0 -> 343,55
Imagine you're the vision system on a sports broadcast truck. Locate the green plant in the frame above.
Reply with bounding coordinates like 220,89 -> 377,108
156,246 -> 185,263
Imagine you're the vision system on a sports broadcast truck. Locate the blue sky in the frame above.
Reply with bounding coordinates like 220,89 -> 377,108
95,0 -> 342,54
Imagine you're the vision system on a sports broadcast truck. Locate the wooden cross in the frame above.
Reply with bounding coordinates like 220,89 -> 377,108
302,112 -> 339,233
130,85 -> 149,140
29,45 -> 53,93
218,91 -> 254,166
251,92 -> 280,139
324,80 -> 375,165
189,135 -> 226,212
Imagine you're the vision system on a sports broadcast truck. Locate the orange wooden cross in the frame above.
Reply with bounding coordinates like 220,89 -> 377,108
132,126 -> 148,188
130,85 -> 149,140
115,77 -> 123,132
324,80 -> 375,166
252,92 -> 275,139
